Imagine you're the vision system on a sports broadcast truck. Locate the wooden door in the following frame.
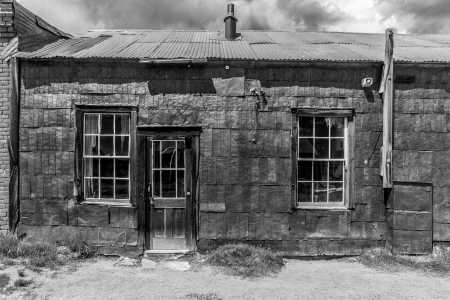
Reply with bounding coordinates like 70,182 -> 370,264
147,136 -> 194,251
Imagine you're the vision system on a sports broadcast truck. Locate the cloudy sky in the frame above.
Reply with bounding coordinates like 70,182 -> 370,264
18,0 -> 450,36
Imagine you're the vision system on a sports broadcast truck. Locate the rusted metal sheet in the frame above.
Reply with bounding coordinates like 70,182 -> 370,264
17,30 -> 450,62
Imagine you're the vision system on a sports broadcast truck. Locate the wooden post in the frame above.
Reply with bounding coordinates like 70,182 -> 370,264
379,29 -> 394,188
9,57 -> 20,232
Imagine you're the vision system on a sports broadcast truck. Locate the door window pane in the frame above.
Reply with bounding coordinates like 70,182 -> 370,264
161,141 -> 176,168
161,170 -> 176,198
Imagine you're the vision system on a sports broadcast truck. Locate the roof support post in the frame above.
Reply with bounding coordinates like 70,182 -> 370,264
379,29 -> 394,189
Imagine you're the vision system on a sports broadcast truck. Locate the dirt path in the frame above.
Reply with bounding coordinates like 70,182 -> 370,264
3,258 -> 450,300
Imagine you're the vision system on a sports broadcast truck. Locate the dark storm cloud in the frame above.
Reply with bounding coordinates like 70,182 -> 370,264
276,0 -> 345,30
378,0 -> 450,33
18,0 -> 347,34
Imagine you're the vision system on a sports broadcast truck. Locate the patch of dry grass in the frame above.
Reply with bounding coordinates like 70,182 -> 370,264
186,292 -> 222,300
205,244 -> 285,278
359,247 -> 450,275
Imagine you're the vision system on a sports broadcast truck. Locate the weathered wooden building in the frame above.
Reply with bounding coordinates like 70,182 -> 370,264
2,2 -> 450,255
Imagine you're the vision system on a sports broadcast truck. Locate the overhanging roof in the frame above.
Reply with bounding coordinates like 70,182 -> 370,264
16,30 -> 450,63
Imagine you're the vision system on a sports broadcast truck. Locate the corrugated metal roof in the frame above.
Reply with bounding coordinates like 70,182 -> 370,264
16,30 -> 450,63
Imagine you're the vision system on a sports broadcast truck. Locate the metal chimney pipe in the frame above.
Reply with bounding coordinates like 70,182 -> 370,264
224,3 -> 237,40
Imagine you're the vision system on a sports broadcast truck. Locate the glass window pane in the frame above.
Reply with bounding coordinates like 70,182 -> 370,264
298,183 -> 312,202
315,117 -> 329,137
84,158 -> 99,177
330,118 -> 345,137
298,161 -> 312,181
115,114 -> 129,134
313,161 -> 328,181
100,179 -> 114,198
153,141 -> 160,169
161,170 -> 176,197
177,170 -> 185,197
177,141 -> 185,168
84,136 -> 98,155
115,159 -> 129,178
331,139 -> 344,159
299,138 -> 314,158
100,136 -> 114,156
153,170 -> 161,197
100,158 -> 114,177
161,141 -> 176,169
299,117 -> 313,136
315,138 -> 329,159
115,136 -> 129,156
313,182 -> 327,202
84,114 -> 98,134
85,179 -> 99,198
329,183 -> 344,202
115,180 -> 129,199
330,161 -> 344,181
101,114 -> 114,134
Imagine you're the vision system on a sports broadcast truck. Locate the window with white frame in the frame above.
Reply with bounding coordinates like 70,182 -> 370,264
297,115 -> 349,207
83,113 -> 130,203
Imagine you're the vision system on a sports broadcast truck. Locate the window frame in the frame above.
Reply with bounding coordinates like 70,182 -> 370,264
292,109 -> 354,210
75,106 -> 137,207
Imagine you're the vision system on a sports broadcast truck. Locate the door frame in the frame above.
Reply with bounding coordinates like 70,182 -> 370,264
136,126 -> 201,251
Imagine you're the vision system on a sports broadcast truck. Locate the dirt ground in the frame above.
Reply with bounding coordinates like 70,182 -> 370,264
2,257 -> 450,300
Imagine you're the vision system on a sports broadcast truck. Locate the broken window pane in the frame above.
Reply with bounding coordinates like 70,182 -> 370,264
161,141 -> 176,168
177,141 -> 185,168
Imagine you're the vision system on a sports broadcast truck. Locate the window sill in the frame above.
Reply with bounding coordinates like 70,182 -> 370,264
296,206 -> 349,211
80,201 -> 134,208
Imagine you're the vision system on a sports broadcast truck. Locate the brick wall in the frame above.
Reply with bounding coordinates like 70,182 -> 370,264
0,0 -> 15,232
17,60 -> 390,255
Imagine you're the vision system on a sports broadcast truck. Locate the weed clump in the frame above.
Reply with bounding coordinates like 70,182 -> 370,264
359,248 -> 450,275
205,244 -> 285,277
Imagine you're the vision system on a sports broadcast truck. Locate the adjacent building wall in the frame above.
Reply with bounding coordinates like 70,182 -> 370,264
17,60 -> 388,255
0,0 -> 15,232
392,64 -> 450,253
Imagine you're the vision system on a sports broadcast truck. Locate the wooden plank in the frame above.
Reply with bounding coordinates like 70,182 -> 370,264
153,198 -> 185,209
392,211 -> 432,231
392,230 -> 432,255
394,184 -> 432,211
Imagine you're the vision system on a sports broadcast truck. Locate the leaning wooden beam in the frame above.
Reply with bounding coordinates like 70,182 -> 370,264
9,57 -> 20,232
379,29 -> 394,188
